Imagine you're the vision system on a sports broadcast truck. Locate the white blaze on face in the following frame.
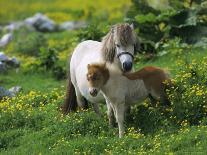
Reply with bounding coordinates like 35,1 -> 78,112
116,44 -> 134,72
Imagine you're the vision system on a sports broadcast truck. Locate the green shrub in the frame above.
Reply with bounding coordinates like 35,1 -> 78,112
129,54 -> 207,133
26,47 -> 66,80
6,27 -> 47,56
127,0 -> 207,53
166,57 -> 207,126
38,48 -> 58,70
77,22 -> 108,42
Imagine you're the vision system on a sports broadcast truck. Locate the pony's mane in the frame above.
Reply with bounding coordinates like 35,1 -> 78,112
101,23 -> 139,63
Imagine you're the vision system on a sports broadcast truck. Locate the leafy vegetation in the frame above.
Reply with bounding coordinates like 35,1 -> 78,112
127,0 -> 207,53
1,0 -> 207,154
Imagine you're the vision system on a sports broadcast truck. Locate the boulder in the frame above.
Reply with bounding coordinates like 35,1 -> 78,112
0,61 -> 6,73
0,86 -> 14,99
0,52 -> 20,72
5,57 -> 20,68
25,13 -> 57,32
9,86 -> 22,95
0,52 -> 9,61
58,21 -> 86,31
0,33 -> 12,47
4,22 -> 25,32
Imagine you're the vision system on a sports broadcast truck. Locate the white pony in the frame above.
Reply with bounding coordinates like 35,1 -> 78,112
62,23 -> 140,114
86,63 -> 171,137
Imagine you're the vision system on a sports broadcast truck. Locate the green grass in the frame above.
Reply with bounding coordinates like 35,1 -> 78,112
1,46 -> 207,154
0,0 -> 131,24
0,70 -> 65,93
136,48 -> 207,71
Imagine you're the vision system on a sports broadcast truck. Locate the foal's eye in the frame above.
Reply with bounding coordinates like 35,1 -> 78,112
92,76 -> 98,81
116,44 -> 120,48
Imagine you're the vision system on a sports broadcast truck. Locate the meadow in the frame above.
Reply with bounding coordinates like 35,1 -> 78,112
1,0 -> 207,154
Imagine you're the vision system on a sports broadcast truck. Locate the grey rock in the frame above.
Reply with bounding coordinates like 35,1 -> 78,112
0,33 -> 12,47
0,52 -> 20,71
4,22 -> 25,32
25,13 -> 57,32
0,52 -> 9,61
0,61 -> 7,73
58,21 -> 86,31
0,86 -> 14,99
9,86 -> 22,95
6,57 -> 20,68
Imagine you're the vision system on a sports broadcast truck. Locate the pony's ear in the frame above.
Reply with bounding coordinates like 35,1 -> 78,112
110,25 -> 115,33
130,23 -> 134,30
87,64 -> 91,69
134,36 -> 141,54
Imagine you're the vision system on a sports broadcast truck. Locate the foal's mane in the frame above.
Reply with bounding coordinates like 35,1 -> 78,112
101,23 -> 139,63
88,63 -> 109,84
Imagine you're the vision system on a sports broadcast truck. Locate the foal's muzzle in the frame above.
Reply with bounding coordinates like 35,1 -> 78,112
89,88 -> 98,97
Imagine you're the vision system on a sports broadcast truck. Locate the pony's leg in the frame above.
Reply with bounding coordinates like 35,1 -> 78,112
114,103 -> 125,138
106,100 -> 116,127
74,87 -> 88,109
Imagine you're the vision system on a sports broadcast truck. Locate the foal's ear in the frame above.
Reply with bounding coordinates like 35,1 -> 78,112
87,64 -> 91,69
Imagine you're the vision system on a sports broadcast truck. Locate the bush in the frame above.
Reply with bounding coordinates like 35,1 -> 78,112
23,47 -> 66,80
77,22 -> 108,42
129,54 -> 207,133
7,27 -> 47,56
126,0 -> 207,53
166,57 -> 207,126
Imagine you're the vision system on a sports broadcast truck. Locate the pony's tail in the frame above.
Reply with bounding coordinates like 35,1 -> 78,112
61,77 -> 77,114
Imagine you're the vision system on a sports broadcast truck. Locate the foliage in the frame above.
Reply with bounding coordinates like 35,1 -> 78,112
166,57 -> 207,125
0,0 -> 131,24
38,48 -> 58,70
77,22 -> 108,42
126,0 -> 207,53
1,88 -> 207,154
34,48 -> 66,80
6,27 -> 47,56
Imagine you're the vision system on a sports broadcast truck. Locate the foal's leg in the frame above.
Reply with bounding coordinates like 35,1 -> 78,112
148,94 -> 158,106
106,100 -> 116,127
92,102 -> 102,116
114,103 -> 125,138
160,94 -> 171,106
125,105 -> 132,122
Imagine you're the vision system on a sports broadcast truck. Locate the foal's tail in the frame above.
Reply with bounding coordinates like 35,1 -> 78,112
61,76 -> 78,114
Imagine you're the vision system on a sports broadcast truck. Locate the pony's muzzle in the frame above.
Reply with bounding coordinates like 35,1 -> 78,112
118,52 -> 133,72
89,88 -> 98,97
123,61 -> 132,72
